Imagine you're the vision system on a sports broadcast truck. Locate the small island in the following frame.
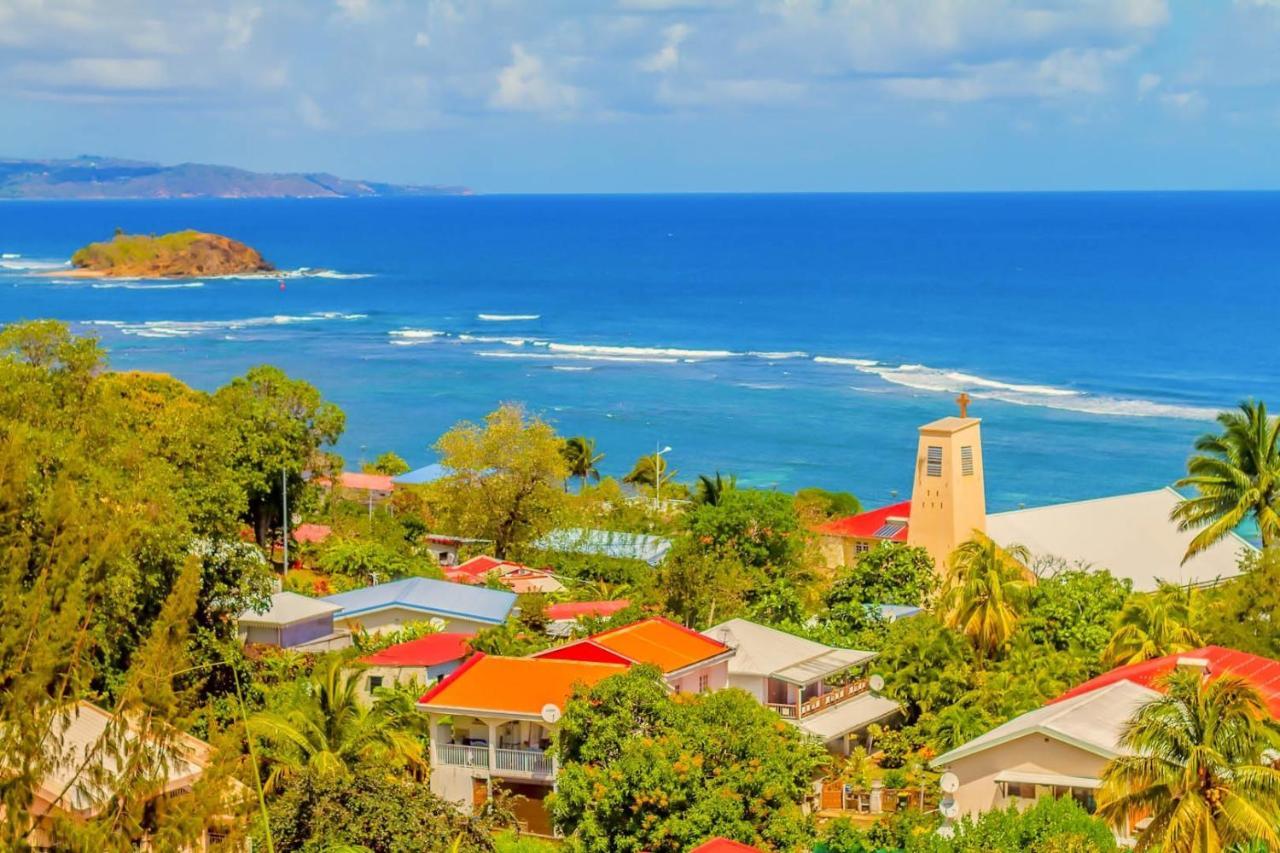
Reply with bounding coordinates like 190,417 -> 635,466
68,229 -> 274,278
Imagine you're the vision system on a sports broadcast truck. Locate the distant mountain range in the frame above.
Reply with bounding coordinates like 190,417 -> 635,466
0,156 -> 470,199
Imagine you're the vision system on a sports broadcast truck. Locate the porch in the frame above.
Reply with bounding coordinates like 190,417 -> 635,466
430,716 -> 557,781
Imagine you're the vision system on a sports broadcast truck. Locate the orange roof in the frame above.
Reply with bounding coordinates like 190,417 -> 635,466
580,617 -> 731,674
418,653 -> 628,717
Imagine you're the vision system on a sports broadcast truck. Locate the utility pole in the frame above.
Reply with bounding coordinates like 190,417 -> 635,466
281,469 -> 289,579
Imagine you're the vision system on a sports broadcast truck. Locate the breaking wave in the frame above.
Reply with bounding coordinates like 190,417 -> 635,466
91,282 -> 205,290
89,312 -> 367,339
546,342 -> 736,360
478,313 -> 540,322
476,350 -> 679,364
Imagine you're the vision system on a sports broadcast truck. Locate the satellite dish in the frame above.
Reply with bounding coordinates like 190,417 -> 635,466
869,674 -> 885,693
940,800 -> 960,820
540,703 -> 562,724
940,772 -> 960,793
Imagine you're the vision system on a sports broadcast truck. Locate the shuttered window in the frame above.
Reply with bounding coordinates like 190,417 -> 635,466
926,446 -> 943,477
961,445 -> 974,476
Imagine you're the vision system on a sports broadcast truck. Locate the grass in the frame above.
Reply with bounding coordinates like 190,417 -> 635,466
494,830 -> 560,852
71,230 -> 206,269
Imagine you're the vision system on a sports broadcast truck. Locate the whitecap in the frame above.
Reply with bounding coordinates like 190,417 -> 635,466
814,356 -> 879,367
91,282 -> 205,290
458,334 -> 527,346
478,313 -> 540,322
1,253 -> 19,259
476,350 -> 679,364
0,258 -> 68,271
101,311 -> 367,339
749,351 -> 808,360
551,366 -> 594,372
546,342 -> 736,360
389,329 -> 446,340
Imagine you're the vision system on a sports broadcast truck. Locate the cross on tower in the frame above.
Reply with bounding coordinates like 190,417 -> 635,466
956,392 -> 972,418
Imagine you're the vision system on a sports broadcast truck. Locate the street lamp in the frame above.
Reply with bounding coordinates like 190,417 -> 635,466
654,444 -> 672,508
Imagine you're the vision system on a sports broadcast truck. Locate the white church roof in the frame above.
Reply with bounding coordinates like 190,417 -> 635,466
986,487 -> 1254,591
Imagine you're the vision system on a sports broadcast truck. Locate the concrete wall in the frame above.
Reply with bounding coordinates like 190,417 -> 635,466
727,674 -> 768,703
335,607 -> 492,636
668,659 -> 729,695
242,625 -> 280,646
356,660 -> 463,705
907,418 -> 986,572
430,763 -> 479,814
280,615 -> 335,648
942,734 -> 1107,818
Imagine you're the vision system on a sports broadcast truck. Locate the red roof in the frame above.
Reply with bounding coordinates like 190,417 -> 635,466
292,523 -> 332,544
360,632 -> 474,667
450,555 -> 519,579
536,616 -> 732,674
545,599 -> 632,621
1052,646 -> 1280,718
814,500 -> 911,541
338,471 -> 395,492
691,839 -> 763,853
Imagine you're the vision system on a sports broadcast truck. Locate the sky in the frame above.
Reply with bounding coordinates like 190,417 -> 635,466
2,0 -> 1279,193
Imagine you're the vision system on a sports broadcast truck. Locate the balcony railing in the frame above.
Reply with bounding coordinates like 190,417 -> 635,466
766,678 -> 869,720
436,743 -> 554,777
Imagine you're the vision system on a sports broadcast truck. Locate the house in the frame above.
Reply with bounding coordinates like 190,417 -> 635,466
322,576 -> 516,635
544,599 -> 632,637
357,631 -> 474,698
419,653 -> 629,836
444,555 -> 566,594
292,522 -> 332,545
933,647 -> 1280,840
423,534 -> 491,567
532,527 -> 672,566
704,618 -> 899,754
534,616 -> 734,694
26,701 -> 243,849
392,462 -> 448,486
816,409 -> 1255,590
238,591 -> 349,652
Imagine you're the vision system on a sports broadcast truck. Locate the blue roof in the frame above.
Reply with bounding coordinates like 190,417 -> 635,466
878,604 -> 923,621
532,527 -> 672,566
392,463 -> 448,486
321,576 -> 516,625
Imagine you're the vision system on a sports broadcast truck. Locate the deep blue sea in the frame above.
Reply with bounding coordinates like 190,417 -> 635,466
2,193 -> 1278,511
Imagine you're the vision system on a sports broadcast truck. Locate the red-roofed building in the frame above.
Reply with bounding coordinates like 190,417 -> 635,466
357,632 -> 474,699
1052,646 -> 1280,718
444,555 -> 566,594
292,523 -> 332,545
534,616 -> 734,694
815,500 -> 911,567
692,839 -> 764,853
544,599 -> 632,636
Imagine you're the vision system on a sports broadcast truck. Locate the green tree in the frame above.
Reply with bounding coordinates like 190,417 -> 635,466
622,453 -> 675,491
561,436 -> 605,492
658,539 -> 750,627
694,471 -> 736,506
317,538 -> 436,584
1200,548 -> 1280,658
1098,669 -> 1280,852
827,543 -> 938,613
794,487 -> 861,519
551,667 -> 825,851
1172,400 -> 1280,560
917,796 -> 1118,853
214,365 -> 345,546
366,451 -> 410,476
941,539 -> 1031,659
433,404 -> 569,558
1022,568 -> 1131,661
249,656 -> 429,791
877,615 -> 977,721
1102,583 -> 1204,669
684,489 -> 814,596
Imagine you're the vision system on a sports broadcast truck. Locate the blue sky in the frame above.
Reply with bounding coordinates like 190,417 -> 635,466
2,0 -> 1279,192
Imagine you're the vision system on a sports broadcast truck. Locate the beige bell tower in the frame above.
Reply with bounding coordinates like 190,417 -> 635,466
906,393 -> 987,573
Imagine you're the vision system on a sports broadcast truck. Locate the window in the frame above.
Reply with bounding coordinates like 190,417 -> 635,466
698,674 -> 710,693
367,675 -> 383,694
926,446 -> 943,477
854,541 -> 870,554
961,445 -> 974,476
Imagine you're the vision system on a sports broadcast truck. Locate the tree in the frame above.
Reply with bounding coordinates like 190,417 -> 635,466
551,667 -> 826,852
827,543 -> 938,613
214,365 -> 345,546
794,487 -> 861,519
684,489 -> 812,581
317,538 -> 436,584
1022,568 -> 1131,662
433,404 -> 569,558
561,436 -> 604,492
941,538 -> 1031,659
658,539 -> 750,628
694,471 -> 736,506
916,796 -> 1118,853
1097,669 -> 1280,851
366,451 -> 410,476
877,615 -> 977,721
265,765 -> 498,852
1200,548 -> 1280,658
1172,400 -> 1280,560
249,656 -> 428,791
622,453 -> 675,491
1101,583 -> 1204,669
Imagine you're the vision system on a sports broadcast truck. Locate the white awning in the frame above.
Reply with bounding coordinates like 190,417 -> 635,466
773,649 -> 876,685
793,693 -> 900,741
994,770 -> 1101,790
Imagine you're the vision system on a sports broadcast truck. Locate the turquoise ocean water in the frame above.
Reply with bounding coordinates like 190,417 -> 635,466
2,193 -> 1278,512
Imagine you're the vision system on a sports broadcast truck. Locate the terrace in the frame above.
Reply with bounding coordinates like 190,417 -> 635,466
432,717 -> 557,780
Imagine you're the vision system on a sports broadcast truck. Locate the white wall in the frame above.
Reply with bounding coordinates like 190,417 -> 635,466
335,607 -> 492,635
668,660 -> 729,695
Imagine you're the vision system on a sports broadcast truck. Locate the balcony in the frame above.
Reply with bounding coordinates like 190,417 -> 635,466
767,678 -> 869,720
436,743 -> 555,778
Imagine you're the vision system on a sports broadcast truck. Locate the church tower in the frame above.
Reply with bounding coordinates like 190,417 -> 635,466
906,394 -> 987,572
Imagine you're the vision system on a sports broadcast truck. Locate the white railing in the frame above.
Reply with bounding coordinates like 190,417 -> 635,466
494,747 -> 554,776
437,743 -> 489,768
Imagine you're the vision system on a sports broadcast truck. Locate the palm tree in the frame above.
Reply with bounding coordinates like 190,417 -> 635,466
248,656 -> 428,790
941,538 -> 1031,659
1172,400 -> 1280,562
1097,669 -> 1280,851
1102,583 -> 1204,669
623,454 -> 673,491
695,471 -> 736,506
561,436 -> 604,493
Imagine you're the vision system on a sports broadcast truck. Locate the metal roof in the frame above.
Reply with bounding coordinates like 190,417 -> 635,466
393,462 -> 448,485
533,527 -> 672,566
792,693 -> 900,740
773,648 -> 878,685
322,576 -> 516,625
239,591 -> 341,627
705,618 -> 877,684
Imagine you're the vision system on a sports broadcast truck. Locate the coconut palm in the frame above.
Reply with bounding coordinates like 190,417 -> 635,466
1172,400 -> 1280,562
1102,583 -> 1204,669
623,454 -> 674,491
561,436 -> 604,493
1097,669 -> 1280,851
941,538 -> 1031,659
694,471 -> 736,506
248,655 -> 428,790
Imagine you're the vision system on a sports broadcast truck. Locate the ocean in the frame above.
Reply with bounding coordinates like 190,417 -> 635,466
2,192 -> 1278,512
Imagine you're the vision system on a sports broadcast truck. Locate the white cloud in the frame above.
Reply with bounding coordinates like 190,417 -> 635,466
489,44 -> 579,113
296,93 -> 333,129
9,57 -> 171,91
335,0 -> 372,21
225,6 -> 262,51
1160,89 -> 1207,116
882,46 -> 1135,103
414,31 -> 431,47
640,22 -> 691,73
1137,71 -> 1161,97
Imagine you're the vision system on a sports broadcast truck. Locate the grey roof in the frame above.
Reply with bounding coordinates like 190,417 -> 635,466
533,527 -> 672,566
321,576 -> 516,625
705,618 -> 877,684
933,680 -> 1160,767
793,693 -> 901,741
987,487 -> 1255,591
239,591 -> 341,627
